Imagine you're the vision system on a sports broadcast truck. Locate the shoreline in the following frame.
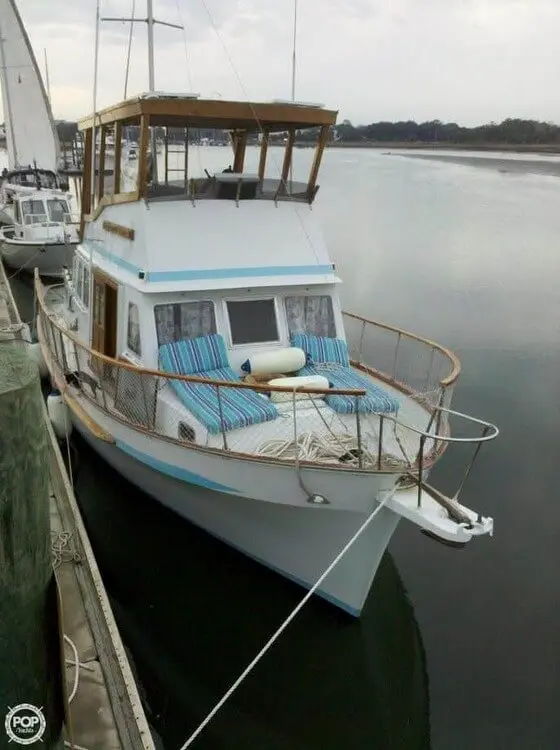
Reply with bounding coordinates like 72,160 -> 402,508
324,141 -> 560,154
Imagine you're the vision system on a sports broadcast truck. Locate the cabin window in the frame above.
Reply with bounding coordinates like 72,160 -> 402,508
14,201 -> 21,224
21,200 -> 47,224
127,302 -> 142,356
154,301 -> 216,346
285,295 -> 336,338
226,299 -> 279,345
47,198 -> 68,223
82,265 -> 90,308
76,261 -> 84,301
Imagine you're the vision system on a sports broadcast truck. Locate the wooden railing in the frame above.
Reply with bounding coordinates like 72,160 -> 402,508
36,275 -> 485,478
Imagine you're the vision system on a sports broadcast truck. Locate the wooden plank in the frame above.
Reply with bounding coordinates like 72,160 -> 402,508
80,128 -> 93,241
258,129 -> 269,181
164,127 -> 169,186
97,126 -> 107,202
280,128 -> 296,191
102,220 -> 135,241
78,97 -> 338,132
232,130 -> 248,172
113,121 -> 122,194
137,114 -> 150,199
85,191 -> 139,222
307,124 -> 330,197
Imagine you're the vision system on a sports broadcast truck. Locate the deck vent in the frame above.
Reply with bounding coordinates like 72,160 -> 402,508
178,422 -> 195,442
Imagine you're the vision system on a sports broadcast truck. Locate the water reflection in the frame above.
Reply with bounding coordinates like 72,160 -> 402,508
72,432 -> 430,750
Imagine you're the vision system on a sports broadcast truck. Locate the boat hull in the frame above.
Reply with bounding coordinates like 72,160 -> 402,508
72,411 -> 401,617
0,239 -> 75,277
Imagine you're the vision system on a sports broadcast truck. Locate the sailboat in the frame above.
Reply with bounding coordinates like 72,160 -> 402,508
35,3 -> 499,617
0,0 -> 78,277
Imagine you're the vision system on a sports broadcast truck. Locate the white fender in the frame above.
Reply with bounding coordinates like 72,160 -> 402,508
268,374 -> 330,403
241,347 -> 306,376
47,390 -> 72,440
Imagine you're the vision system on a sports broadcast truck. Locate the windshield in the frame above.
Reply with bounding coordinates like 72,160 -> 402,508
47,198 -> 69,223
21,200 -> 47,224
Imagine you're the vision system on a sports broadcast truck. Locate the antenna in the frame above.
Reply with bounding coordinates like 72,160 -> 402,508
101,0 -> 183,94
289,0 -> 298,190
43,48 -> 51,103
123,0 -> 136,99
291,0 -> 297,102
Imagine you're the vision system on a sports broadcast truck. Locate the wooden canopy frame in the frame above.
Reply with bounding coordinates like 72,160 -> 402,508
79,95 -> 338,237
78,95 -> 338,132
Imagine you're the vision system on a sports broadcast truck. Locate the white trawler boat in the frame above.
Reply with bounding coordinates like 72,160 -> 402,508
0,0 -> 78,276
35,91 -> 499,616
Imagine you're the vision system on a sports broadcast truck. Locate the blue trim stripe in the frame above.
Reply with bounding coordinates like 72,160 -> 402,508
115,440 -> 236,494
146,265 -> 334,282
90,242 -> 333,282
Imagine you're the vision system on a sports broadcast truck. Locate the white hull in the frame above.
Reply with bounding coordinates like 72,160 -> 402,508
1,238 -> 75,277
72,412 -> 400,617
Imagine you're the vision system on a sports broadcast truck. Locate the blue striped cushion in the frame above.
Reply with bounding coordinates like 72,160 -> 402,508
160,334 -> 229,375
291,333 -> 350,367
299,363 -> 400,415
159,342 -> 279,434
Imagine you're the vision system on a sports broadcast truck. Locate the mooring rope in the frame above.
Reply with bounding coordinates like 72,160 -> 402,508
177,493 -> 391,748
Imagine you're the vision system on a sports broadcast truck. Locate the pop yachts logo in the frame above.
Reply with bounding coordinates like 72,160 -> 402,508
4,704 -> 46,745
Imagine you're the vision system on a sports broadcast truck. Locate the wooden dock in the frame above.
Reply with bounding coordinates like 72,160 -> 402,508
0,260 -> 155,749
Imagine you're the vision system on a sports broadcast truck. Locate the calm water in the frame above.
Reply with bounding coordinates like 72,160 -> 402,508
11,147 -> 560,749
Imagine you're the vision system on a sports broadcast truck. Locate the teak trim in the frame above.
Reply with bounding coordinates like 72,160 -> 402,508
85,191 -> 140,222
113,121 -> 122,194
102,220 -> 135,241
342,311 -> 461,388
307,124 -> 330,196
232,130 -> 248,173
77,98 -> 338,131
137,114 -> 150,198
258,129 -> 269,181
80,128 -> 93,240
280,129 -> 296,190
97,126 -> 107,203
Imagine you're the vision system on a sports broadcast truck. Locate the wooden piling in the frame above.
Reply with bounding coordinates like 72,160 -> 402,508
0,342 -> 65,748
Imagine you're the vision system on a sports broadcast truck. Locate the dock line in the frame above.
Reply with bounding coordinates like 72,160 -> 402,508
178,492 -> 391,748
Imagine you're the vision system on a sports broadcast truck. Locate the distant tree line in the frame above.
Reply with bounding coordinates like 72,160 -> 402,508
327,118 -> 560,145
52,117 -> 560,147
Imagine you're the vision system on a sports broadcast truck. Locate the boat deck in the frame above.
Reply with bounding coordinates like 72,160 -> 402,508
43,282 -> 444,474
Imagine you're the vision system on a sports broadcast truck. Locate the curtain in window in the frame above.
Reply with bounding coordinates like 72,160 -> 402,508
285,295 -> 335,337
154,301 -> 216,346
127,303 -> 142,355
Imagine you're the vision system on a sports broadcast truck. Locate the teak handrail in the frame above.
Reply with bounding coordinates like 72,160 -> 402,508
342,310 -> 461,388
36,276 -> 365,398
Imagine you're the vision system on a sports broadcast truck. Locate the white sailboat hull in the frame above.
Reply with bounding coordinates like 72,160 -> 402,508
72,408 -> 401,617
1,238 -> 75,277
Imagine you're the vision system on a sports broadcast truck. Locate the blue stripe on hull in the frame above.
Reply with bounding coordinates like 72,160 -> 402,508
115,440 -> 236,494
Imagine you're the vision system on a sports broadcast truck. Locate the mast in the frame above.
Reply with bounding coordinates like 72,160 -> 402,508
101,1 -> 183,186
101,2 -> 183,94
147,0 -> 155,92
43,48 -> 51,103
289,0 -> 298,190
0,21 -> 17,167
291,0 -> 297,103
91,0 -> 100,209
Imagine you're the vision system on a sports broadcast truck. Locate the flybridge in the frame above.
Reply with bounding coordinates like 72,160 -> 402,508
78,93 -> 337,239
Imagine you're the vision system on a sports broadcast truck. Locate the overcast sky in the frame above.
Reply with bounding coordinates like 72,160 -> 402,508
12,0 -> 560,126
